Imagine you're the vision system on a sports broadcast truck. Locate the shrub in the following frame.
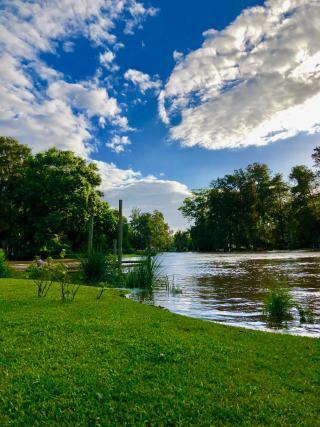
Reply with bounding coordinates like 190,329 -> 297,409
27,257 -> 53,297
81,250 -> 108,284
0,249 -> 10,278
81,251 -> 122,286
105,255 -> 123,286
53,262 -> 80,302
263,279 -> 294,321
124,255 -> 161,289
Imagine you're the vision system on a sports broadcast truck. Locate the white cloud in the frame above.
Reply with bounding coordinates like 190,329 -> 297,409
106,135 -> 132,153
0,0 -> 157,156
173,50 -> 183,62
124,69 -> 162,94
160,0 -> 320,150
99,49 -> 119,72
124,2 -> 159,35
47,80 -> 120,119
63,41 -> 75,53
95,160 -> 190,230
100,50 -> 115,64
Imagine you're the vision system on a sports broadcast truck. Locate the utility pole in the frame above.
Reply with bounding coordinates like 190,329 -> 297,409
117,200 -> 123,266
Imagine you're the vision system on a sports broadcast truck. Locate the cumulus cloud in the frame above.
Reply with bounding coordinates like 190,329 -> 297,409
124,69 -> 162,94
124,3 -> 159,35
106,135 -> 132,153
160,0 -> 320,150
95,161 -> 190,230
99,50 -> 115,65
0,0 -> 157,156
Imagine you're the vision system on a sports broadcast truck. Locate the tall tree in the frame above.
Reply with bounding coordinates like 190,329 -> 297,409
288,165 -> 320,248
16,147 -> 102,258
129,208 -> 172,252
0,137 -> 31,254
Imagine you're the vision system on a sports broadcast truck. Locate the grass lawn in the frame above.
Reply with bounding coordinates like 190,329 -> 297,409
0,279 -> 319,426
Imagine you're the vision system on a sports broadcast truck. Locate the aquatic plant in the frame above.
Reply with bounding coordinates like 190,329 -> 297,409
263,279 -> 294,321
124,255 -> 161,289
165,275 -> 183,295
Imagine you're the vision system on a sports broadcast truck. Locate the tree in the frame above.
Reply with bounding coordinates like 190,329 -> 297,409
288,165 -> 320,248
180,163 -> 292,251
173,230 -> 192,252
129,208 -> 172,252
312,146 -> 320,174
15,147 -> 102,258
0,137 -> 31,254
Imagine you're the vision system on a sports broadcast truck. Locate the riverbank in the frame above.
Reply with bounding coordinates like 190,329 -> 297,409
0,279 -> 319,426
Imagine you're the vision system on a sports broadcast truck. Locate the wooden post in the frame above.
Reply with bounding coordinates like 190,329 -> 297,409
117,200 -> 123,266
88,214 -> 94,255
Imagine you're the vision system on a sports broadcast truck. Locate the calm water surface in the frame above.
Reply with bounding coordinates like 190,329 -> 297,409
129,252 -> 320,337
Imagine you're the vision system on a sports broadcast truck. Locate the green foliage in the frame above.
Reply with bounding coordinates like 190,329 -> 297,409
81,251 -> 122,286
0,137 -> 31,257
81,250 -> 109,284
173,230 -> 192,252
0,279 -> 319,426
264,279 -> 294,321
0,249 -> 10,278
105,254 -> 123,286
124,255 -> 161,289
129,208 -> 173,253
181,160 -> 320,251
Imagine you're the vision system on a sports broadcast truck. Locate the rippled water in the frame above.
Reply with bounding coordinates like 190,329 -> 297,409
129,252 -> 320,337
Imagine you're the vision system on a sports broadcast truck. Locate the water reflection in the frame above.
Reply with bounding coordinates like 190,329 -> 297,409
128,252 -> 320,337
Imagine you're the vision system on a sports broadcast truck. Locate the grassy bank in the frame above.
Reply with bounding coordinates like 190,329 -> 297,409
0,279 -> 319,426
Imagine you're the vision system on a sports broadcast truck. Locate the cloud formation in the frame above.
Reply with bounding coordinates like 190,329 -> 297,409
106,135 -> 132,153
160,0 -> 320,150
95,161 -> 190,230
0,0 -> 156,156
124,69 -> 162,94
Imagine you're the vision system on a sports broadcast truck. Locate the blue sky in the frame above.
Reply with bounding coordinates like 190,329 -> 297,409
1,0 -> 320,228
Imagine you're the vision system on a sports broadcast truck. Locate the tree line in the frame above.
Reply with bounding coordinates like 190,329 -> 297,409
180,148 -> 320,251
0,137 -> 173,259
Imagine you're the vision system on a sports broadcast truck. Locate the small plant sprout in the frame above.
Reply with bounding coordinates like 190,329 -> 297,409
96,284 -> 108,300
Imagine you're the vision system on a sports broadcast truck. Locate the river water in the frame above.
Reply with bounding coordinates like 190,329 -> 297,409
129,251 -> 320,337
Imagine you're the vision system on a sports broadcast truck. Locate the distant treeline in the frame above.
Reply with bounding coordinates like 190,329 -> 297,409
179,147 -> 320,251
0,137 -> 172,259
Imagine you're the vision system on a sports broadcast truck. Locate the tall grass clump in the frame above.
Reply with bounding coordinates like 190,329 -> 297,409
0,249 -> 10,278
81,251 -> 122,286
263,279 -> 294,321
81,250 -> 109,284
125,255 -> 161,289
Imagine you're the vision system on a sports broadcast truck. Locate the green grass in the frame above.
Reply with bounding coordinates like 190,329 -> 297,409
0,279 -> 319,426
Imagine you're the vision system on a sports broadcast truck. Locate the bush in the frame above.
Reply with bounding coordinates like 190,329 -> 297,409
105,255 -> 123,286
81,250 -> 108,284
53,262 -> 80,302
263,279 -> 294,321
0,249 -> 10,278
81,251 -> 122,286
124,255 -> 161,289
27,257 -> 54,297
